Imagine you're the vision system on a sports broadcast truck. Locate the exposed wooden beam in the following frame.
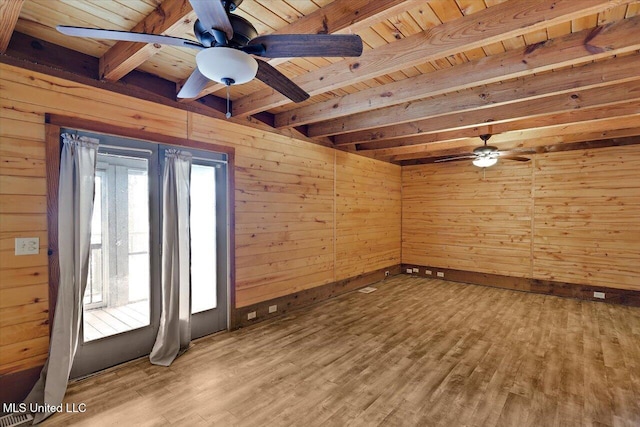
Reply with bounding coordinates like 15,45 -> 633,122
312,52 -> 640,138
233,0 -> 631,117
377,116 -> 640,162
357,100 -> 640,155
188,0 -> 420,100
331,80 -> 640,145
0,0 -> 24,53
280,16 -> 640,130
99,0 -> 194,81
398,135 -> 640,165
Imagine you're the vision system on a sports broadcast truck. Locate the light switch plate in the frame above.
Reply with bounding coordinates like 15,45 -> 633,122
15,237 -> 39,255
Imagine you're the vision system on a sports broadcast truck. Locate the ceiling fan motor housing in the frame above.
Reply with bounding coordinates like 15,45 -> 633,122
194,14 -> 257,48
473,145 -> 499,156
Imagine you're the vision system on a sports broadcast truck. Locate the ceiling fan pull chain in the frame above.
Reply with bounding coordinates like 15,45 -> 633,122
225,80 -> 232,119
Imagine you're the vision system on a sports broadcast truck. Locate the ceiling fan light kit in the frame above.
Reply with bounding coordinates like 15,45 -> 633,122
472,157 -> 498,168
435,133 -> 532,168
196,47 -> 258,85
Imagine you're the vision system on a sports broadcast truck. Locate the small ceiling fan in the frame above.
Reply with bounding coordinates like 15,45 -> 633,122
435,134 -> 533,168
56,0 -> 363,112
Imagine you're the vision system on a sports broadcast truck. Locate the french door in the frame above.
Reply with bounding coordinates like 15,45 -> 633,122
68,130 -> 228,378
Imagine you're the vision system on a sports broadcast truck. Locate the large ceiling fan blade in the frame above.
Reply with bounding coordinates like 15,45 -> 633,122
189,0 -> 233,41
177,67 -> 210,99
434,155 -> 476,163
248,34 -> 363,58
501,156 -> 531,162
56,26 -> 204,49
255,60 -> 309,103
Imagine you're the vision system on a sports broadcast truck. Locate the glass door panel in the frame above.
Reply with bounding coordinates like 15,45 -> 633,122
82,154 -> 150,342
191,164 -> 217,313
71,135 -> 160,380
189,160 -> 227,339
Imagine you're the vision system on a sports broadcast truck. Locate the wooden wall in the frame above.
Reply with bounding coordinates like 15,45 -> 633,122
402,145 -> 640,291
0,63 -> 401,379
403,161 -> 533,278
335,152 -> 401,280
533,145 -> 639,289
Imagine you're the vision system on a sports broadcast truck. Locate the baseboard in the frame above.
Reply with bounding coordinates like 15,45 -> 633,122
401,264 -> 640,307
231,265 -> 402,329
0,366 -> 42,411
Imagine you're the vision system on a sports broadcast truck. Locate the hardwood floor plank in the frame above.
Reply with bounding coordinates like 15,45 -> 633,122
43,276 -> 640,426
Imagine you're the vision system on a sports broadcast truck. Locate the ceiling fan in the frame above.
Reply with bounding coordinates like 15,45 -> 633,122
56,0 -> 363,113
435,134 -> 533,168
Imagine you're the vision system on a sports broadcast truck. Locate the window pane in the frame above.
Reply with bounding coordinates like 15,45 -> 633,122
191,164 -> 217,313
83,154 -> 150,342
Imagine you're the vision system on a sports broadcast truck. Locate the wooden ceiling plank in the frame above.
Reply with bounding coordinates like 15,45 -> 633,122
233,0 -> 631,117
99,0 -> 194,82
332,79 -> 640,145
358,100 -> 640,154
0,0 -> 25,53
278,15 -> 640,130
310,52 -> 640,137
189,0 -> 421,100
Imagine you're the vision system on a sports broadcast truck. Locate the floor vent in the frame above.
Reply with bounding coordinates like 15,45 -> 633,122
0,413 -> 33,427
358,287 -> 377,294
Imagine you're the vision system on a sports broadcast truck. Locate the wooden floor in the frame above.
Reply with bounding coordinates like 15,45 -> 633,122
83,301 -> 149,341
46,276 -> 640,426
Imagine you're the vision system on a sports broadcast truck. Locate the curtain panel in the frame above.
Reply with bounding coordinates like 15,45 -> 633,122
24,134 -> 99,424
149,149 -> 192,366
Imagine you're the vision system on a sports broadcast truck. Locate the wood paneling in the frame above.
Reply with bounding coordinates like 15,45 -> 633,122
0,94 -> 50,376
335,152 -> 401,279
0,62 -> 402,378
533,145 -> 640,290
402,160 -> 534,278
402,144 -> 640,291
189,114 -> 336,307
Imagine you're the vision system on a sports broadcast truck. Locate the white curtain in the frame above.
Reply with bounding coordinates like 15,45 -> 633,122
24,134 -> 98,424
150,149 -> 192,366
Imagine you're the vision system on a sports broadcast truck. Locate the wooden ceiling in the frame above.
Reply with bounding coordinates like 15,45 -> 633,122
3,0 -> 640,163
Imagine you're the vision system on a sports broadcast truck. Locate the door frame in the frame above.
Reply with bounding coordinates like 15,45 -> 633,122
44,114 -> 236,364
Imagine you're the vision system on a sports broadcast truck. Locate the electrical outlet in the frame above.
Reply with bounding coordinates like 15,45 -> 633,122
425,270 -> 432,275
385,270 -> 390,277
268,305 -> 277,313
247,311 -> 256,320
15,237 -> 39,256
412,268 -> 419,273
406,268 -> 413,274
437,272 -> 445,278
593,292 -> 605,299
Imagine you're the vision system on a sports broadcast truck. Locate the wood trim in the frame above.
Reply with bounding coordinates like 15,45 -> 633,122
44,114 -> 237,330
227,150 -> 236,323
45,124 -> 61,330
401,264 -> 640,307
230,265 -> 401,329
46,114 -> 234,156
0,365 -> 42,409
